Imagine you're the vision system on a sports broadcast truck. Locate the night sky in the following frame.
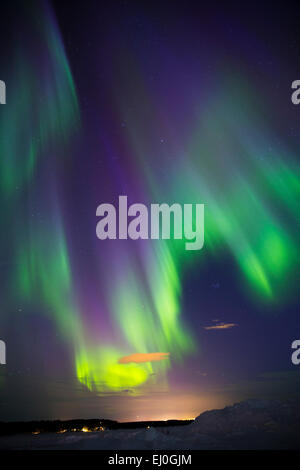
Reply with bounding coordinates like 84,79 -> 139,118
0,0 -> 300,422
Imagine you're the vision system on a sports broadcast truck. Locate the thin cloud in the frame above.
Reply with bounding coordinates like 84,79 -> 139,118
204,322 -> 238,330
119,352 -> 170,364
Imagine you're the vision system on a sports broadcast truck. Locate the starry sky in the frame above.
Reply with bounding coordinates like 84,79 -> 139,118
0,0 -> 300,422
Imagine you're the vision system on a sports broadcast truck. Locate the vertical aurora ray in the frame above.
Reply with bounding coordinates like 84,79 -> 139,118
0,2 -> 79,198
0,2 -> 82,392
168,74 -> 300,302
75,240 -> 193,394
15,214 -> 83,340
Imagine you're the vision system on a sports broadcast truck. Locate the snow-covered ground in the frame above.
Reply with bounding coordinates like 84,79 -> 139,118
1,400 -> 300,450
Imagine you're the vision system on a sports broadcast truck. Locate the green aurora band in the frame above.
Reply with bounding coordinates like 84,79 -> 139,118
2,6 -> 299,395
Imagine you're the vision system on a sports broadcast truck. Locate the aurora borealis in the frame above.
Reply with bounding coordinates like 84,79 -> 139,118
0,0 -> 300,422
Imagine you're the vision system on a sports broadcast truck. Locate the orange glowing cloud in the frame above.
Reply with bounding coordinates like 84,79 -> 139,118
204,322 -> 237,330
119,352 -> 170,364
